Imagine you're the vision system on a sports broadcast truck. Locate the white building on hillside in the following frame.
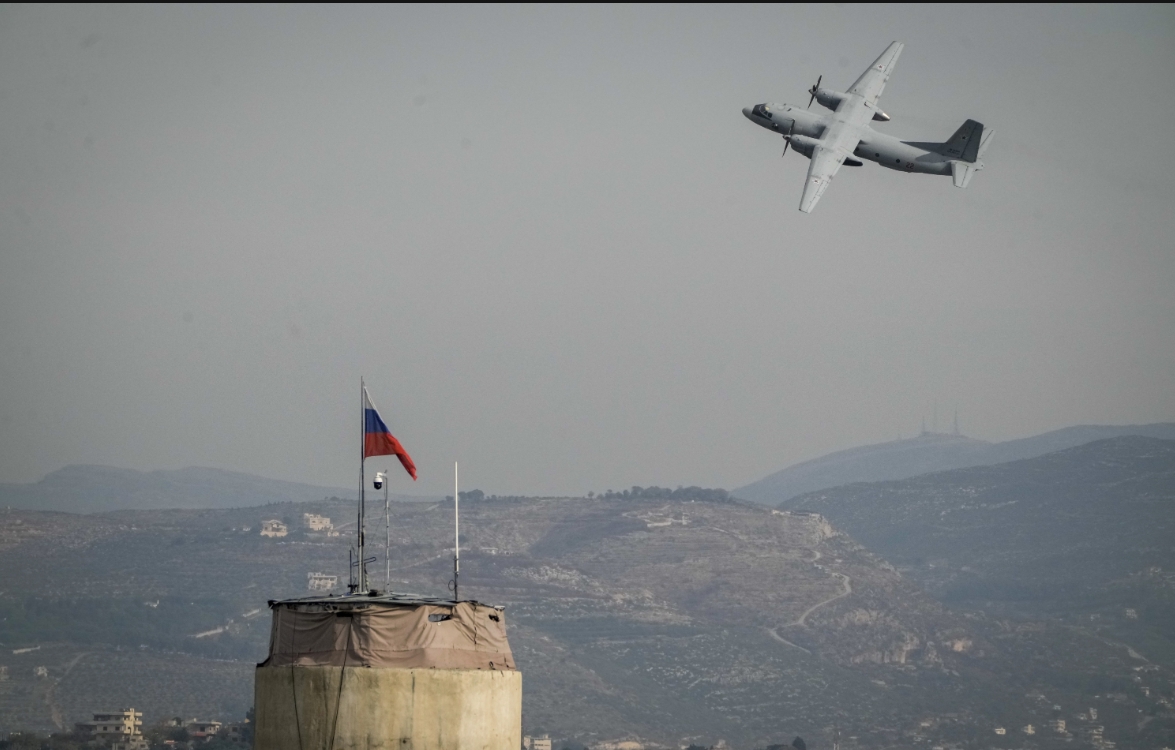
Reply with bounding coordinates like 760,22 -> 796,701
308,572 -> 338,591
304,513 -> 333,531
260,520 -> 288,538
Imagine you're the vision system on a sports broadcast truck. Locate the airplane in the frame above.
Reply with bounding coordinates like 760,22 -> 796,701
742,42 -> 993,213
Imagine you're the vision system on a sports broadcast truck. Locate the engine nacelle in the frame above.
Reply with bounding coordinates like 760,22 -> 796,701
813,88 -> 847,113
787,134 -> 819,159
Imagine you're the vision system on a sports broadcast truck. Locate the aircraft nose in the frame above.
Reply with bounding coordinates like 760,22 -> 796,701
742,106 -> 753,119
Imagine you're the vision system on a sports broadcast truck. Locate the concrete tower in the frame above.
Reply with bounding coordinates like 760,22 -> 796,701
254,592 -> 521,750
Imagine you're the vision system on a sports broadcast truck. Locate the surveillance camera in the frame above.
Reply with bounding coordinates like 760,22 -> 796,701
373,472 -> 385,490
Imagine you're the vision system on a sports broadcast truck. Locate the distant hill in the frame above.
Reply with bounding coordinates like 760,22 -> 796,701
0,493 -> 970,745
780,436 -> 1175,626
3,481 -> 1174,746
0,465 -> 436,513
734,422 -> 1175,504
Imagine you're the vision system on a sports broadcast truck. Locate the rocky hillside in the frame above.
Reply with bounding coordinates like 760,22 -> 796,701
779,436 -> 1175,615
780,435 -> 1175,743
1,484 -> 1172,748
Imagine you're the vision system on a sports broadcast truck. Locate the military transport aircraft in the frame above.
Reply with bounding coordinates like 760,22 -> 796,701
743,42 -> 993,213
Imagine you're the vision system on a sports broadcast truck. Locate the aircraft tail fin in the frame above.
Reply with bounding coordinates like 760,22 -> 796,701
977,127 -> 995,158
939,119 -> 984,163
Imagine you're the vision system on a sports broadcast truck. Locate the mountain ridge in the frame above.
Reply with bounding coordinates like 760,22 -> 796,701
0,464 -> 437,513
734,422 -> 1175,504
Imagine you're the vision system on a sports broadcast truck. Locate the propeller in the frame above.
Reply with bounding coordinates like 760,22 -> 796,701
782,122 -> 795,158
807,75 -> 822,108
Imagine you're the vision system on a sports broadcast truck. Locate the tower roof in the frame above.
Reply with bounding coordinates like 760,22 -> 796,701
261,593 -> 515,671
268,590 -> 504,611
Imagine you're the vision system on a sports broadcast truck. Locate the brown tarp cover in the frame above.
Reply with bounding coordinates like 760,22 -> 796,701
261,601 -> 516,670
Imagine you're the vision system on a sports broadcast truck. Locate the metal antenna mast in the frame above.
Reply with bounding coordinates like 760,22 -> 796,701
384,475 -> 391,590
452,462 -> 460,601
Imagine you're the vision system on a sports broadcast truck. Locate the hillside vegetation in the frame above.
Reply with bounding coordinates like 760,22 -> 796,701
781,436 -> 1175,627
1,456 -> 1173,748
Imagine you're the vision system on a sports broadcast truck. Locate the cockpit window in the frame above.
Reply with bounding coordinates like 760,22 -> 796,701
751,104 -> 771,119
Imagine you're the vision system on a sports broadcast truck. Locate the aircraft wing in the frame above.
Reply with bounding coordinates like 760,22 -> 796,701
799,145 -> 848,214
848,41 -> 904,105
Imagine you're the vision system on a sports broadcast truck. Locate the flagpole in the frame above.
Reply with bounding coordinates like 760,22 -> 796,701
358,377 -> 366,593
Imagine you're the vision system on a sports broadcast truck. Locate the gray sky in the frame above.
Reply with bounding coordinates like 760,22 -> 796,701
2,4 -> 1173,496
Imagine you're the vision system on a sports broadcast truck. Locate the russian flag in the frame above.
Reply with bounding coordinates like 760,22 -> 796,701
364,388 -> 417,480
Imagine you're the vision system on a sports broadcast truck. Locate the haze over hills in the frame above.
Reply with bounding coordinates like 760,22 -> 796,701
0,464 -> 437,513
8,422 -> 1172,514
734,422 -> 1175,505
2,467 -> 1174,748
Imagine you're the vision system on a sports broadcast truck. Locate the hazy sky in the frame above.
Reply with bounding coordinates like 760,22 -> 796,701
2,5 -> 1173,496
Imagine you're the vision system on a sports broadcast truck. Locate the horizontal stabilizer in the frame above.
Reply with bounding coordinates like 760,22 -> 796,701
950,160 -> 977,188
941,119 -> 984,163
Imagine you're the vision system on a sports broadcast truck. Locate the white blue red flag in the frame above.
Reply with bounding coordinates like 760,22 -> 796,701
363,388 -> 417,480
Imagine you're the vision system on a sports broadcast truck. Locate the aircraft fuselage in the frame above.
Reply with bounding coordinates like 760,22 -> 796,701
743,103 -> 953,176
743,42 -> 989,212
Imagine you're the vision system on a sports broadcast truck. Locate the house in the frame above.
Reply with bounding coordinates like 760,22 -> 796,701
260,520 -> 288,538
304,513 -> 333,532
307,572 -> 338,591
186,719 -> 223,741
79,709 -> 145,748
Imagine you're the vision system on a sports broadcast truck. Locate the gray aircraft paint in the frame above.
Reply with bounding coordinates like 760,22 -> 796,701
743,43 -> 993,211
